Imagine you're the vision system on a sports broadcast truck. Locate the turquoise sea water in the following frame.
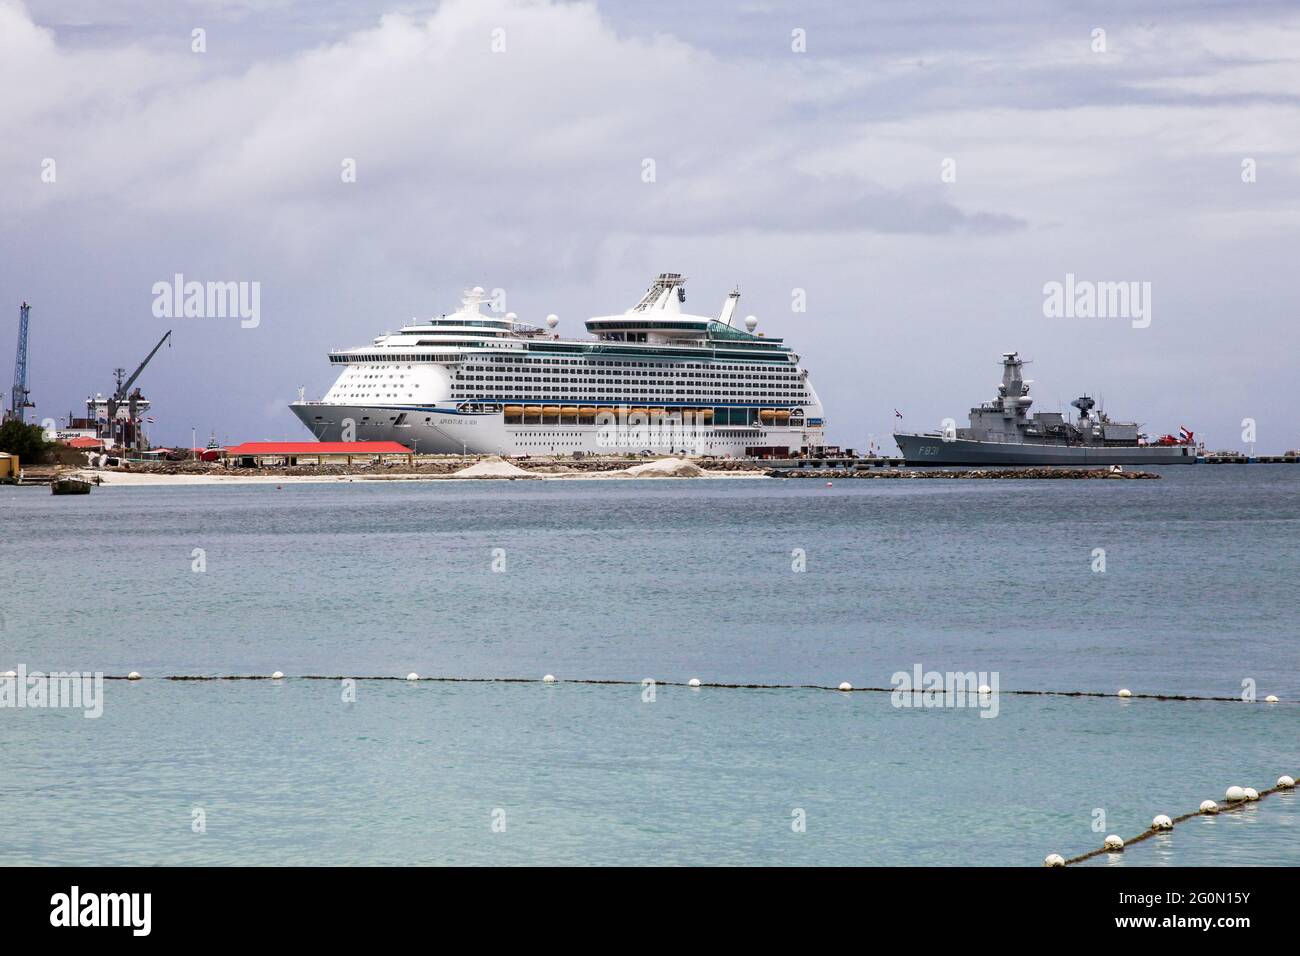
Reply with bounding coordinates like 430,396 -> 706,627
2,467 -> 1297,865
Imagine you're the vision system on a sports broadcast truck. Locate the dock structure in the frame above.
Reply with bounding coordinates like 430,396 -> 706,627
766,453 -> 1299,472
223,441 -> 414,468
1199,454 -> 1299,464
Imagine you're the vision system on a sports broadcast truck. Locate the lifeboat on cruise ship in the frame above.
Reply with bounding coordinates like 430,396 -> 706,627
773,409 -> 791,423
560,406 -> 580,418
578,406 -> 598,420
647,408 -> 666,419
542,406 -> 561,418
503,405 -> 525,423
759,409 -> 777,423
697,408 -> 714,421
523,406 -> 542,420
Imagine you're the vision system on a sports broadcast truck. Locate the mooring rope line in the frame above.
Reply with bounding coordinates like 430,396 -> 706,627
1059,774 -> 1299,866
76,673 -> 1291,705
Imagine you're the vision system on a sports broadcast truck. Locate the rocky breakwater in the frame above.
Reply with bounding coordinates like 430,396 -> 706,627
774,467 -> 1161,480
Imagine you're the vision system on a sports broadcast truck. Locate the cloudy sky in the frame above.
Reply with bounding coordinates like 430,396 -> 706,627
2,0 -> 1297,451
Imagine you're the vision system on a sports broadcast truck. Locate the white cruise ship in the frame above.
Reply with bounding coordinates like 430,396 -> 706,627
289,273 -> 826,457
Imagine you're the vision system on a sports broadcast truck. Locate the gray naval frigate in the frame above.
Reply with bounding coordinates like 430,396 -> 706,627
893,352 -> 1198,465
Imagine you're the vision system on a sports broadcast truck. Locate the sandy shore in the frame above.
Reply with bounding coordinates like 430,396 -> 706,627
77,465 -> 769,487
84,472 -> 361,486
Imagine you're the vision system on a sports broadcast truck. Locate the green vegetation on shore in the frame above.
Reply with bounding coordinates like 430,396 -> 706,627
0,420 -> 52,462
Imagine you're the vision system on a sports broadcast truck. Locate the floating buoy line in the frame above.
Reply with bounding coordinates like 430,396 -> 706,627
13,668 -> 1292,863
1053,775 -> 1298,867
81,672 -> 1292,706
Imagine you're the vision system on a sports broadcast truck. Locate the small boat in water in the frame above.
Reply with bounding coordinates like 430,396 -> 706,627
51,476 -> 94,495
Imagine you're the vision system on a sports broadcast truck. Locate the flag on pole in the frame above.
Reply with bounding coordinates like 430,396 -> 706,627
894,409 -> 903,419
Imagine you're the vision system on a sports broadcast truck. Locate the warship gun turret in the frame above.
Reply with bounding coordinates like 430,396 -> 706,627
893,352 -> 1197,465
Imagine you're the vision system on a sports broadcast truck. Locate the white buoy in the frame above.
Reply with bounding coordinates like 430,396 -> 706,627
1199,800 -> 1219,814
271,671 -> 284,680
542,674 -> 556,683
406,672 -> 419,681
1243,787 -> 1259,801
1265,695 -> 1279,703
1103,834 -> 1124,850
1278,776 -> 1296,789
1117,688 -> 1132,698
127,671 -> 141,680
1151,814 -> 1173,830
978,684 -> 992,695
1044,853 -> 1065,867
687,678 -> 701,687
1225,786 -> 1247,802
837,681 -> 852,691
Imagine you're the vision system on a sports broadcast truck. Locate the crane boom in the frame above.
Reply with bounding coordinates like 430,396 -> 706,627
7,302 -> 33,423
115,329 -> 172,401
104,330 -> 171,451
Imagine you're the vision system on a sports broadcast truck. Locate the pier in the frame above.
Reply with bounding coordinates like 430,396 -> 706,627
11,448 -> 1298,488
770,453 -> 1298,472
1198,453 -> 1299,464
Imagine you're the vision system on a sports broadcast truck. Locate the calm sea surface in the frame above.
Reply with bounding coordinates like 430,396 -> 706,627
2,467 -> 1297,865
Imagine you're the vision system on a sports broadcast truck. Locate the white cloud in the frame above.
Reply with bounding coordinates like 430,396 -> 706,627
1,0 -> 1298,450
0,0 -> 1005,238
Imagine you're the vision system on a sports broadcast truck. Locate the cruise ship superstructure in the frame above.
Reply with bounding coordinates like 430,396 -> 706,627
290,274 -> 826,457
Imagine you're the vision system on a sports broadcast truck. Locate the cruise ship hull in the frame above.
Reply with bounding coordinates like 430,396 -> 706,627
293,402 -> 812,457
894,432 -> 1197,465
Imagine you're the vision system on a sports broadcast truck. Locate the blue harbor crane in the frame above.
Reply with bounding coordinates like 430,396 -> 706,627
6,302 -> 34,424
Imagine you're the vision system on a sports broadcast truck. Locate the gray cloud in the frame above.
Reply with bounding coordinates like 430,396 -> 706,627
2,0 -> 1298,451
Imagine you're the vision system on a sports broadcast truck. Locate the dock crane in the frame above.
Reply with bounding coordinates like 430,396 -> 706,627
104,329 -> 171,452
5,302 -> 34,424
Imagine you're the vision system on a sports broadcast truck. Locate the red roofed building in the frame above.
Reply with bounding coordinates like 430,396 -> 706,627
224,441 -> 413,467
62,436 -> 105,450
